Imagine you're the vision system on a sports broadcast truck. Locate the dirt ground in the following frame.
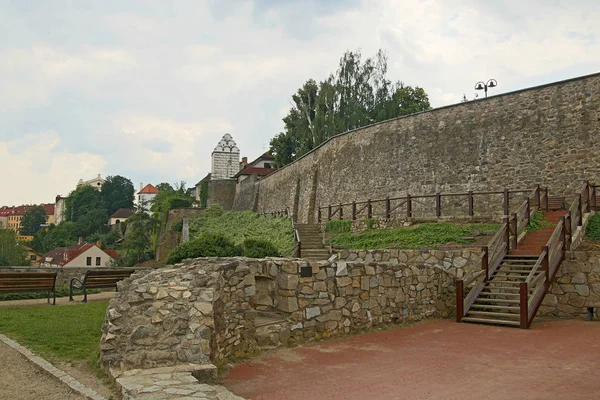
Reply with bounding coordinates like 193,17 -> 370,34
0,340 -> 87,400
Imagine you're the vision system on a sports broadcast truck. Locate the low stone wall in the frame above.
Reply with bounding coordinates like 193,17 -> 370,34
100,251 -> 479,374
323,215 -> 502,233
539,251 -> 600,317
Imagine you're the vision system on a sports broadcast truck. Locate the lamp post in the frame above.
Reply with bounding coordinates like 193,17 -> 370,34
474,79 -> 498,98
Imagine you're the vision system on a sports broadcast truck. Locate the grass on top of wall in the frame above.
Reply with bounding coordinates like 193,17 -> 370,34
189,205 -> 294,255
585,212 -> 600,241
330,222 -> 499,250
0,301 -> 109,362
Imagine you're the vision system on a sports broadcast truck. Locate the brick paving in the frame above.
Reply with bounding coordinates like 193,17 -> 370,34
224,319 -> 600,400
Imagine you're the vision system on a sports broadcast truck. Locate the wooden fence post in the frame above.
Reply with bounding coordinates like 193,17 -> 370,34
535,184 -> 541,208
318,208 -> 322,223
385,197 -> 391,219
339,203 -> 343,220
456,280 -> 464,323
435,193 -> 441,217
519,282 -> 528,329
525,198 -> 531,224
510,213 -> 518,250
503,188 -> 509,216
406,194 -> 412,218
584,181 -> 590,213
544,187 -> 549,211
367,199 -> 372,219
328,205 -> 332,221
468,191 -> 474,216
577,194 -> 583,227
481,246 -> 489,281
503,217 -> 510,253
352,201 -> 356,221
565,212 -> 572,251
542,245 -> 549,280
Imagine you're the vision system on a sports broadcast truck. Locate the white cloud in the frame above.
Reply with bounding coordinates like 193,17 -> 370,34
0,132 -> 107,205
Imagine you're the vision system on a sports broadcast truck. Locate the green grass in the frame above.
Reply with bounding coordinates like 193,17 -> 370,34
0,301 -> 109,362
189,206 -> 293,255
525,210 -> 552,232
330,222 -> 499,250
586,212 -> 600,240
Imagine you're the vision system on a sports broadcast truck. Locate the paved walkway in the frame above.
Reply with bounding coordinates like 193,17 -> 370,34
224,319 -> 600,400
0,292 -> 114,307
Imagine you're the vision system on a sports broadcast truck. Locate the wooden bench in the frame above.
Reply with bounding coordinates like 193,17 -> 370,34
69,269 -> 135,303
586,306 -> 599,321
0,272 -> 58,305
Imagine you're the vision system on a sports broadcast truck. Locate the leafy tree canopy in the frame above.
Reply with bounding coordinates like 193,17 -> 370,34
20,205 -> 47,236
0,230 -> 29,266
101,175 -> 135,216
269,49 -> 431,167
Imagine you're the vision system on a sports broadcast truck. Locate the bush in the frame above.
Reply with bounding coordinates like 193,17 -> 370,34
365,218 -> 376,230
326,220 -> 353,234
586,213 -> 600,240
242,238 -> 279,258
166,233 -> 242,264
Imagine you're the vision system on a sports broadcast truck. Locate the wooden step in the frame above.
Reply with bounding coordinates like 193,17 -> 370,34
474,298 -> 520,304
488,280 -> 521,285
462,317 -> 520,326
471,304 -> 520,311
479,291 -> 520,297
467,311 -> 520,319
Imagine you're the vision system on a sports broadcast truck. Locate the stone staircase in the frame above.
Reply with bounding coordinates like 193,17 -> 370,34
295,224 -> 330,260
462,210 -> 565,327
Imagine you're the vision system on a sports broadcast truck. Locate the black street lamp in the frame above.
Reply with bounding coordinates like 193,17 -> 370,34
474,79 -> 498,98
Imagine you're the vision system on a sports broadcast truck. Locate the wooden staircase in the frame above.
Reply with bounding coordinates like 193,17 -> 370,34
295,224 -> 330,260
457,182 -> 594,329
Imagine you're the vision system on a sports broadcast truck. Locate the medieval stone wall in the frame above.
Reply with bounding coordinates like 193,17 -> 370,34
232,175 -> 260,211
207,179 -> 236,210
252,73 -> 600,222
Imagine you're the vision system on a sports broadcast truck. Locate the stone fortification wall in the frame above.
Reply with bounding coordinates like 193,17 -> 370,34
100,251 -> 479,373
539,251 -> 600,317
232,175 -> 260,211
252,73 -> 600,222
207,179 -> 236,210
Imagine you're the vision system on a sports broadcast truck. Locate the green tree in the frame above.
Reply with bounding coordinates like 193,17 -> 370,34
20,205 -> 47,236
270,49 -> 431,167
65,185 -> 108,237
31,222 -> 79,253
0,230 -> 29,266
101,175 -> 135,216
111,212 -> 158,267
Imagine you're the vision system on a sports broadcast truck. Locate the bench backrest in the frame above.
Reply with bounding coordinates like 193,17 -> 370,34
82,269 -> 135,289
0,272 -> 57,293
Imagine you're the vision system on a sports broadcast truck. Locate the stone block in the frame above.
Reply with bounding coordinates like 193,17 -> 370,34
575,285 -> 590,297
572,272 -> 586,284
306,307 -> 321,319
336,277 -> 352,287
277,273 -> 299,290
313,281 -> 327,292
277,297 -> 299,313
336,261 -> 348,276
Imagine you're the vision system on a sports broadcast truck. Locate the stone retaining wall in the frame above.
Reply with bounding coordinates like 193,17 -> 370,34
100,251 -> 479,373
539,251 -> 600,317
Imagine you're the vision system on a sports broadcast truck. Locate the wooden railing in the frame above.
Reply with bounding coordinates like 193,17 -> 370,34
508,185 -> 546,249
318,188 -> 532,222
519,217 -> 566,328
260,209 -> 290,218
564,181 -> 594,250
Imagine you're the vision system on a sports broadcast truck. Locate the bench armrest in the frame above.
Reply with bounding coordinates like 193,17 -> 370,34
70,277 -> 84,290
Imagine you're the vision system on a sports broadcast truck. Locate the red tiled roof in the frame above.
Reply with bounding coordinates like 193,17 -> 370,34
234,167 -> 277,178
0,203 -> 55,216
43,242 -> 116,266
139,184 -> 159,194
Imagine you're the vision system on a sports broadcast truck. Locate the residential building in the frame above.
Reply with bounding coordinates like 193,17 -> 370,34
42,239 -> 117,267
109,208 -> 134,226
136,183 -> 160,213
0,203 -> 55,239
235,153 -> 276,184
24,247 -> 43,264
55,195 -> 67,224
77,174 -> 105,191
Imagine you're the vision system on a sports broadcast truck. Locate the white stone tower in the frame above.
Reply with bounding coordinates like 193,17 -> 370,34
211,133 -> 240,179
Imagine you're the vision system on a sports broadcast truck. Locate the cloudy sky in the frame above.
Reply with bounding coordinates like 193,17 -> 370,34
1,0 -> 598,206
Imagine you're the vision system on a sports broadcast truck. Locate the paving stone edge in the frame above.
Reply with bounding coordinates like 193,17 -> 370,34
0,333 -> 107,400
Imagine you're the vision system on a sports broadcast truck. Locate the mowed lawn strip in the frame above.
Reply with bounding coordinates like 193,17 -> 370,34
0,301 -> 109,362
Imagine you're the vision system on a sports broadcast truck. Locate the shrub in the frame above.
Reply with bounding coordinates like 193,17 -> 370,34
526,211 -> 552,232
166,233 -> 242,264
326,220 -> 353,234
586,213 -> 600,240
365,218 -> 376,230
242,238 -> 279,258
173,219 -> 184,232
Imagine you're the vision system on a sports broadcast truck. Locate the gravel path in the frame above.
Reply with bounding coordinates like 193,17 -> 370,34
0,340 -> 86,400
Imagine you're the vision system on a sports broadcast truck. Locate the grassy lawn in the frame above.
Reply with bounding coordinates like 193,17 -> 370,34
586,212 -> 600,240
329,222 -> 499,250
0,301 -> 109,362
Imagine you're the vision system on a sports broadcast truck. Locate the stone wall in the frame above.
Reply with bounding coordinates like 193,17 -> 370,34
232,175 -> 260,211
156,208 -> 205,263
207,179 -> 236,210
539,251 -> 600,317
100,251 -> 479,373
250,73 -> 600,222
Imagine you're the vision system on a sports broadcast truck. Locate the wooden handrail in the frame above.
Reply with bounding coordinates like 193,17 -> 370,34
525,251 -> 546,283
